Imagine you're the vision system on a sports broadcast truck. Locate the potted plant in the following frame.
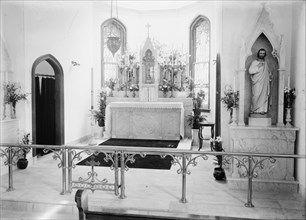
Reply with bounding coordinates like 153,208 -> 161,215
3,82 -> 28,119
221,85 -> 239,123
187,90 -> 206,129
93,91 -> 107,127
17,132 -> 31,169
210,136 -> 226,181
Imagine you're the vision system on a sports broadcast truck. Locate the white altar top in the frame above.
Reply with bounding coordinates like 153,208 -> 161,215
105,102 -> 184,140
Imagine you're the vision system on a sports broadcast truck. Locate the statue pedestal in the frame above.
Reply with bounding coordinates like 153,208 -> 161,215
228,125 -> 299,192
249,117 -> 271,127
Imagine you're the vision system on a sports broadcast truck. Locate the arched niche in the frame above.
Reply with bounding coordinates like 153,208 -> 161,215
237,6 -> 285,127
244,33 -> 279,125
31,54 -> 65,153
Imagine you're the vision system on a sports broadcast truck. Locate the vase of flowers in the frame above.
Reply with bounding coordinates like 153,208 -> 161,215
221,85 -> 239,124
159,83 -> 170,98
3,82 -> 28,119
106,78 -> 117,97
129,84 -> 139,98
284,87 -> 296,127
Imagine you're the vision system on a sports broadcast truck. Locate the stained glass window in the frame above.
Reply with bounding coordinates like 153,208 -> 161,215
190,16 -> 210,110
101,18 -> 126,86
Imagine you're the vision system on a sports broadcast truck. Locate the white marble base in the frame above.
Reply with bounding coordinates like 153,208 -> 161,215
249,117 -> 271,127
228,177 -> 299,192
106,102 -> 184,140
229,126 -> 299,192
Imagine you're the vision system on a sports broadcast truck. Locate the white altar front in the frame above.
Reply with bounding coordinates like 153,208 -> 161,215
105,102 -> 184,140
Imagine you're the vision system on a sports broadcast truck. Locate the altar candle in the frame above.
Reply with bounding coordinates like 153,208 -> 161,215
288,76 -> 290,88
91,68 -> 93,109
234,76 -> 236,91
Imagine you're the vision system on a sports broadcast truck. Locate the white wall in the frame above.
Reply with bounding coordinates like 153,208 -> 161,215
291,1 -> 306,198
1,1 -> 94,144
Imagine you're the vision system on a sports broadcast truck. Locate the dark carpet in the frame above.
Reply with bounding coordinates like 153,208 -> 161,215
76,139 -> 179,170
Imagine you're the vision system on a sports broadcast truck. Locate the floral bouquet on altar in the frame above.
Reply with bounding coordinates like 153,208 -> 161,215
284,87 -> 296,108
129,84 -> 139,98
117,83 -> 126,91
129,84 -> 139,92
118,51 -> 140,79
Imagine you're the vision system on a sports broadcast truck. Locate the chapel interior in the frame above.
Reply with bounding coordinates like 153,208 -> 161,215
0,0 -> 305,219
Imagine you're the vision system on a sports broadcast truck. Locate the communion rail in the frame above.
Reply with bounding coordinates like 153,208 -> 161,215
0,143 -> 305,208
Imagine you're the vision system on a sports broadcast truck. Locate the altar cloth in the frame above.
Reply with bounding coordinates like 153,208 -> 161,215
105,102 -> 184,140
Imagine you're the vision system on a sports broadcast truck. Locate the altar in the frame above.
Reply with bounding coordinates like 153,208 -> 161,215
105,102 -> 184,140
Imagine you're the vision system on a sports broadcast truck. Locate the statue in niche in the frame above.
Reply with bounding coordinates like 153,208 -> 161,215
143,49 -> 155,84
248,48 -> 272,115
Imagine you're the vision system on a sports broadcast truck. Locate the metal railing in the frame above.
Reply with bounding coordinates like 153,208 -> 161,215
0,143 -> 305,208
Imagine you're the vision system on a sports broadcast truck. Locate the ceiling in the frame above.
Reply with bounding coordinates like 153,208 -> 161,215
104,0 -> 198,11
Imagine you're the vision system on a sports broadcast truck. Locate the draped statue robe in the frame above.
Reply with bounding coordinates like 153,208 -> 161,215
248,59 -> 270,114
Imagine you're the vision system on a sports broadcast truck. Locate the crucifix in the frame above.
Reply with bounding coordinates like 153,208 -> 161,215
146,23 -> 151,37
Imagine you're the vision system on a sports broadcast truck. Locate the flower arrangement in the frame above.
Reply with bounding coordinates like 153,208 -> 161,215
284,87 -> 296,108
157,47 -> 189,91
3,82 -> 28,118
3,82 -> 28,107
221,85 -> 239,111
159,78 -> 180,97
105,78 -> 117,96
129,84 -> 139,98
118,51 -> 140,84
117,83 -> 127,91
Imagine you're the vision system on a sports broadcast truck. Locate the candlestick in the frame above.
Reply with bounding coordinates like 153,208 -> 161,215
234,76 -> 236,91
91,68 -> 93,109
288,76 -> 290,88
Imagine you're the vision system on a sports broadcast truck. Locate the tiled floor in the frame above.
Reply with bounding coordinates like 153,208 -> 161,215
0,138 -> 305,219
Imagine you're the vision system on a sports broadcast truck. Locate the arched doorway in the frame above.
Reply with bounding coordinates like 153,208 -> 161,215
31,54 -> 64,156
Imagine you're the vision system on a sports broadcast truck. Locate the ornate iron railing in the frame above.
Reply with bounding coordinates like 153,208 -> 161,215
0,143 -> 305,208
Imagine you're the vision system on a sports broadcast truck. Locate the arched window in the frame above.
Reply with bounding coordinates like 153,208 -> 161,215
101,18 -> 127,86
190,15 -> 210,110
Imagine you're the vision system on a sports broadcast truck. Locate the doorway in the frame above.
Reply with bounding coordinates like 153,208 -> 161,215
31,54 -> 64,156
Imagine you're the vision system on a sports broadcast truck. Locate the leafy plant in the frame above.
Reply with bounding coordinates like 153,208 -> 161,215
186,111 -> 207,129
92,91 -> 107,127
20,132 -> 31,159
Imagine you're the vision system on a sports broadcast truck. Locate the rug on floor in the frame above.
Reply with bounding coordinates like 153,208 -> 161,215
76,138 -> 179,170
